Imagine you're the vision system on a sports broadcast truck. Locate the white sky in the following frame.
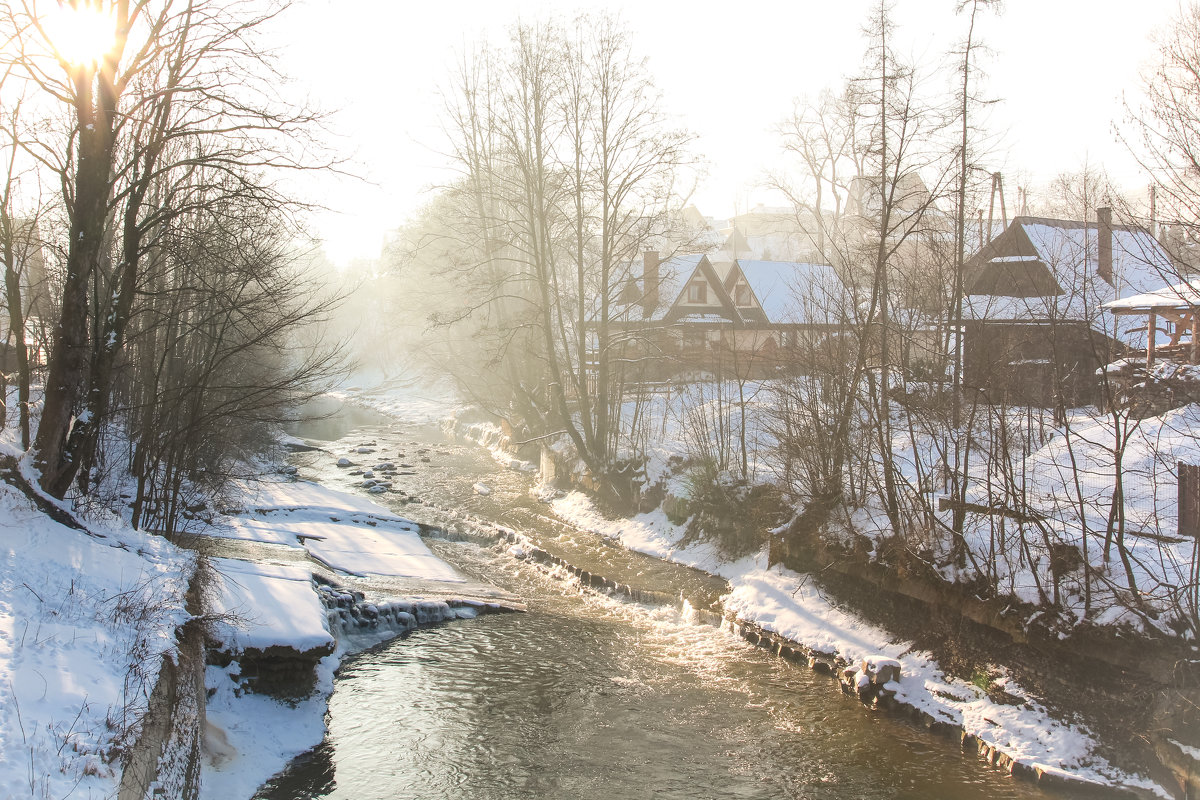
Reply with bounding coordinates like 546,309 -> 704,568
275,0 -> 1180,265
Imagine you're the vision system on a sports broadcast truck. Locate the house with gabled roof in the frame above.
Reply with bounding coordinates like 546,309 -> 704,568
608,252 -> 849,378
960,208 -> 1178,406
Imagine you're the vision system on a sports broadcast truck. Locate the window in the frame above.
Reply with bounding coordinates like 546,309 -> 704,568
687,281 -> 707,303
735,284 -> 752,306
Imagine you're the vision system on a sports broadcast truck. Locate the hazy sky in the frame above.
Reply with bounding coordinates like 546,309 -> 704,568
275,0 -> 1180,265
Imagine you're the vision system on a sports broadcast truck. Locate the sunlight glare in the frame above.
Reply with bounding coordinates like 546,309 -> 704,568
43,4 -> 117,67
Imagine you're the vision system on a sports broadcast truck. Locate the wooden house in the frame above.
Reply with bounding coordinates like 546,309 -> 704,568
608,252 -> 848,379
961,209 -> 1176,406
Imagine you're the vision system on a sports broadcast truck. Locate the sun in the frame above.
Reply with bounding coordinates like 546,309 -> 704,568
42,3 -> 117,67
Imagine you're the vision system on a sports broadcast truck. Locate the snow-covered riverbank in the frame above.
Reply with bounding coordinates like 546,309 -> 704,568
199,473 -> 510,799
0,409 -> 502,799
0,479 -> 194,799
344,375 -> 1172,798
548,490 -> 1167,797
0,369 -> 1176,798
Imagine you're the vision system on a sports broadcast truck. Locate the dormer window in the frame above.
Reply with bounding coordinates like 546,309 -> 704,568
734,284 -> 752,306
687,281 -> 707,303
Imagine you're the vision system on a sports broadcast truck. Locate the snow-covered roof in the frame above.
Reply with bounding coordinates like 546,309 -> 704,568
735,260 -> 847,325
653,254 -> 706,318
609,253 -> 706,323
1022,219 -> 1172,297
1104,279 -> 1200,313
964,217 -> 1179,345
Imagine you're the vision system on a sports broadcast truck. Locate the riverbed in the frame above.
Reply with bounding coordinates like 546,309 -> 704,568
254,405 -> 1051,800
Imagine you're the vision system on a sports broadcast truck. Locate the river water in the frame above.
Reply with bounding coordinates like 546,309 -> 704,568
255,404 -> 1050,800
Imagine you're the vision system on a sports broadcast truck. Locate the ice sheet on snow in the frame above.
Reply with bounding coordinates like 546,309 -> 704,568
205,516 -> 305,546
233,479 -> 402,519
301,520 -> 464,582
208,558 -> 333,653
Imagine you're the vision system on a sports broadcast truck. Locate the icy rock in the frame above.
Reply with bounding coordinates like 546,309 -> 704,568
414,600 -> 443,623
337,457 -> 353,467
375,462 -> 395,471
368,485 -> 388,494
508,545 -> 527,559
363,470 -> 375,478
473,482 -> 492,496
454,606 -> 478,619
861,656 -> 902,686
357,446 -> 374,454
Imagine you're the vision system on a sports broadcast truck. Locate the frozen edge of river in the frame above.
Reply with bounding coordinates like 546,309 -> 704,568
547,489 -> 1170,799
301,382 -> 1172,797
197,476 -> 501,800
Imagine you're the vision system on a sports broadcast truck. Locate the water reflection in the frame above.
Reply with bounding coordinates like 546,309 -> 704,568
257,541 -> 1050,800
259,414 -> 1053,800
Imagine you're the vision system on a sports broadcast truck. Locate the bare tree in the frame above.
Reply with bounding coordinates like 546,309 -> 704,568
1123,2 -> 1200,261
436,16 -> 695,502
4,0 -> 329,497
769,87 -> 866,259
0,87 -> 50,449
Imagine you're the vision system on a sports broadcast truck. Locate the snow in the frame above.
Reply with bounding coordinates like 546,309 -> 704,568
0,481 -> 193,799
200,659 -> 333,800
1105,277 -> 1200,312
207,559 -> 334,653
219,478 -> 466,582
549,487 -> 1167,796
734,260 -> 847,324
1168,738 -> 1200,761
302,519 -> 463,582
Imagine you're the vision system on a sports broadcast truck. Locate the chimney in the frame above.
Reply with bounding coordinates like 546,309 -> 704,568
642,250 -> 659,318
1097,206 -> 1113,286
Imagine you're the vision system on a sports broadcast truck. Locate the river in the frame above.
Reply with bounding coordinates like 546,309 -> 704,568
254,402 -> 1051,800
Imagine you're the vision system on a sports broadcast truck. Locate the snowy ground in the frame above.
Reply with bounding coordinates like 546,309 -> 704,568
0,480 -> 194,799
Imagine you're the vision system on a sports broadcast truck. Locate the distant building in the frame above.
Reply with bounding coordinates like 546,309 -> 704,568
721,205 -> 825,263
606,252 -> 847,379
